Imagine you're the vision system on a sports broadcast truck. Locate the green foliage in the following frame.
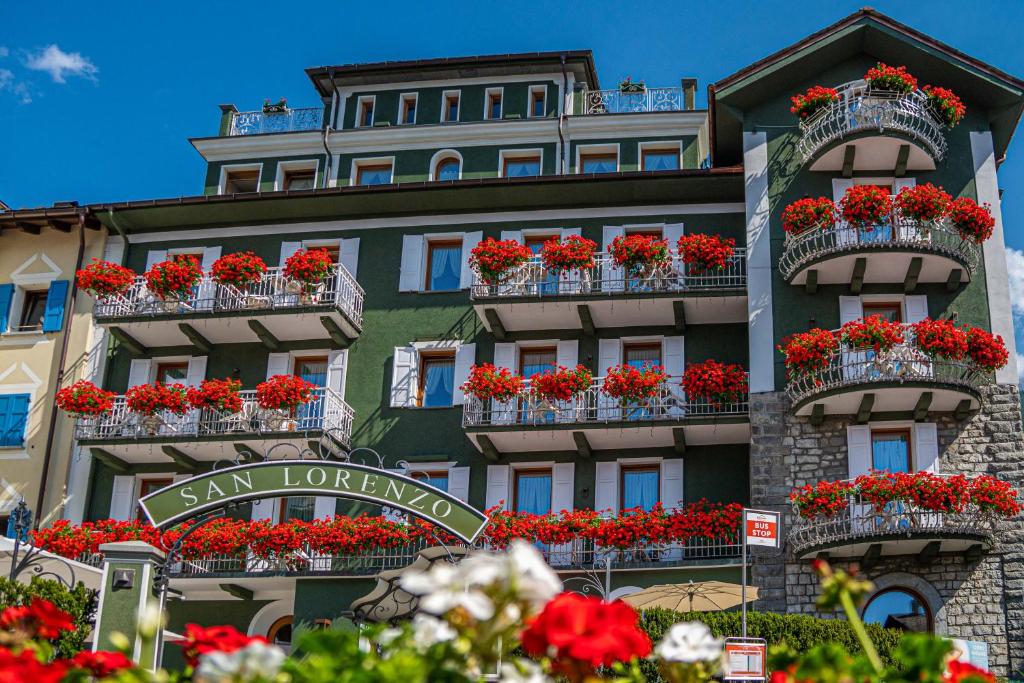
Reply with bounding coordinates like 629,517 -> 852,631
0,576 -> 96,658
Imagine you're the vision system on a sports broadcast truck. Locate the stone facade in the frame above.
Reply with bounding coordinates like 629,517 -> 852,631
749,384 -> 1024,677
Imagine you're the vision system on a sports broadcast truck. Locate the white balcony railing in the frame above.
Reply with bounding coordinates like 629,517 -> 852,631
779,204 -> 980,281
228,107 -> 324,136
94,265 -> 363,328
797,80 -> 947,162
785,325 -> 986,408
470,250 -> 746,300
463,375 -> 749,428
578,87 -> 686,115
74,388 -> 354,447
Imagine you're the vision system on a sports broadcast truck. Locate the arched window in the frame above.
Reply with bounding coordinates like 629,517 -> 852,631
267,615 -> 294,651
863,588 -> 932,632
435,157 -> 461,181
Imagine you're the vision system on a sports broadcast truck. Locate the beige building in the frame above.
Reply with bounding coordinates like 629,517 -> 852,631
0,205 -> 111,530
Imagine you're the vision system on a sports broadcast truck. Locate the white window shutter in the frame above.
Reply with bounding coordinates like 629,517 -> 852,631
846,425 -> 872,477
597,338 -> 622,420
278,241 -> 302,267
551,463 -> 575,513
145,250 -> 168,271
556,340 -> 578,368
448,466 -> 471,503
185,356 -> 207,388
314,497 -> 337,520
327,350 -> 348,398
914,423 -> 939,472
200,246 -> 222,271
485,465 -> 510,511
340,238 -> 360,278
453,343 -> 476,405
839,296 -> 864,325
398,235 -> 425,291
832,179 -> 857,245
390,346 -> 417,408
664,223 -> 685,246
893,177 -> 917,195
460,231 -> 483,289
195,247 -> 221,311
128,359 -> 153,387
103,237 -> 125,264
491,343 -> 518,424
109,476 -> 136,521
266,352 -> 290,379
561,227 -> 582,238
904,295 -> 929,324
663,336 -> 685,416
250,499 -> 276,522
493,343 -> 518,370
500,230 -> 523,243
602,226 -> 625,292
660,459 -> 685,511
594,461 -> 619,517
832,178 -> 855,203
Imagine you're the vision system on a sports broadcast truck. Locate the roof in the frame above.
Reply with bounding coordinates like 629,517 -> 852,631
306,50 -> 599,97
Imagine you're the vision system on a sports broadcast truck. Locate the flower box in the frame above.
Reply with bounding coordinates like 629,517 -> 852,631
529,365 -> 592,404
864,63 -> 918,94
946,197 -> 995,244
540,235 -> 597,274
75,259 -> 136,300
262,98 -> 288,114
468,238 -> 532,284
187,378 -> 244,414
256,374 -> 316,410
893,183 -> 951,223
460,364 -> 524,402
839,315 -> 905,352
211,251 -> 267,290
608,234 -> 670,273
125,383 -> 190,427
681,360 -> 747,407
790,480 -> 856,519
144,255 -> 203,302
911,318 -> 968,361
600,364 -> 667,405
618,77 -> 646,93
777,328 -> 839,380
965,327 -> 1009,371
781,197 -> 836,236
56,380 -> 116,418
676,233 -> 736,274
790,85 -> 839,120
924,85 -> 966,127
839,185 -> 892,230
283,248 -> 333,294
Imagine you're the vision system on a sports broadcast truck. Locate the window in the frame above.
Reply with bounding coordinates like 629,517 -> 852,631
401,94 -> 417,124
411,470 -> 449,492
871,429 -> 912,473
486,89 -> 503,120
306,243 -> 340,264
425,239 -> 463,291
621,465 -> 659,512
283,168 -> 316,191
642,147 -> 681,171
0,394 -> 30,448
355,162 -> 393,186
136,478 -> 172,519
624,342 -> 662,370
520,347 -> 557,377
863,302 -> 903,323
418,352 -> 456,407
580,152 -> 617,174
223,169 -> 259,194
530,86 -> 546,118
357,97 -> 375,127
17,290 -> 47,332
502,154 -> 541,178
267,616 -> 295,650
514,469 -> 552,514
863,588 -> 932,632
435,157 -> 461,182
442,91 -> 460,122
280,497 -> 315,523
155,362 -> 188,385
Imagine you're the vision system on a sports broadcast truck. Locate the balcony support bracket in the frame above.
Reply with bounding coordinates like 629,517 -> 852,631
861,543 -> 882,570
109,327 -> 148,357
904,257 -> 923,293
916,540 -> 941,565
805,269 -> 818,295
320,316 -> 353,349
178,323 -> 212,354
483,309 -> 507,342
577,305 -> 596,336
248,320 -> 280,351
162,446 -> 199,472
946,268 -> 963,292
477,435 -> 500,462
856,394 -> 875,424
894,144 -> 911,177
841,145 -> 856,178
954,399 -> 972,421
810,404 -> 825,426
90,448 -> 130,474
673,301 -> 687,334
673,427 -> 686,454
572,432 -> 593,458
913,392 -> 933,422
219,584 -> 254,601
849,258 -> 867,295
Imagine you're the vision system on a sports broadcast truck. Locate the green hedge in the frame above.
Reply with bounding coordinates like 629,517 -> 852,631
637,608 -> 905,681
0,576 -> 96,658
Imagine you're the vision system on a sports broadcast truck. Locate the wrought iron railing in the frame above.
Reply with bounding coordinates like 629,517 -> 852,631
74,388 -> 354,446
779,205 -> 980,281
578,87 -> 686,115
94,265 -> 363,328
797,80 -> 947,162
790,481 -> 997,556
166,535 -> 741,578
470,249 -> 746,300
785,326 -> 986,408
463,375 -> 748,428
228,107 -> 324,136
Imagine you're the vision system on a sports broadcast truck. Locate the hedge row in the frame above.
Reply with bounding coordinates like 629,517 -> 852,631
0,576 -> 96,658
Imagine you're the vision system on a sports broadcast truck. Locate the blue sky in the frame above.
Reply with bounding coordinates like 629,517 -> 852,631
2,0 -> 1023,367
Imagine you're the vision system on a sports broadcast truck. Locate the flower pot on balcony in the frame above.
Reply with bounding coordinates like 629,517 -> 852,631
139,414 -> 165,436
299,292 -> 321,306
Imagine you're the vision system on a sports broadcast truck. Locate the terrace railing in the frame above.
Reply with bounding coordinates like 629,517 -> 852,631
228,107 -> 324,136
578,87 -> 686,115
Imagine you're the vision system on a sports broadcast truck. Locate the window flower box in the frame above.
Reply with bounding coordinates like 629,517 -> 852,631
790,85 -> 839,120
75,259 -> 136,300
781,197 -> 836,236
283,248 -> 333,296
187,378 -> 244,414
946,197 -> 995,244
864,63 -> 918,94
540,235 -> 597,274
676,233 -> 736,274
609,234 -> 670,274
839,185 -> 892,231
600,364 -> 667,406
460,364 -> 524,402
924,85 -> 966,127
893,183 -> 951,224
469,238 -> 532,284
56,380 -> 116,419
681,360 -> 747,408
839,315 -> 905,353
529,365 -> 592,406
262,98 -> 288,114
144,255 -> 203,304
211,251 -> 267,292
777,328 -> 839,381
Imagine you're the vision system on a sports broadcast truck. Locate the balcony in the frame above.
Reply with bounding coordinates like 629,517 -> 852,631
798,81 -> 947,170
471,251 -> 746,334
75,388 -> 353,465
780,213 -> 980,287
790,484 -> 996,561
577,87 -> 686,115
227,107 -> 323,136
786,328 -> 985,418
94,266 -> 363,349
463,376 -> 749,455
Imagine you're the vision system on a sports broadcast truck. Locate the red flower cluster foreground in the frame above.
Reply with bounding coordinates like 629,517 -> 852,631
182,623 -> 267,668
924,85 -> 966,127
894,183 -> 952,223
682,360 -> 748,407
530,364 -> 593,402
469,238 -> 533,283
521,592 -> 651,682
283,248 -> 333,291
211,251 -> 268,289
777,328 -> 839,379
144,254 -> 203,301
912,318 -> 970,360
256,374 -> 316,410
609,234 -> 671,271
76,259 -> 136,299
600,363 -> 667,404
0,648 -> 70,683
460,363 -> 524,402
70,650 -> 135,677
125,382 -> 190,416
947,197 -> 996,244
55,380 -> 116,417
677,233 -> 736,274
839,184 -> 893,230
0,598 -> 74,640
186,377 -> 244,413
839,315 -> 905,352
781,197 -> 836,236
790,85 -> 839,120
864,62 -> 918,93
540,235 -> 597,273
791,472 -> 1020,519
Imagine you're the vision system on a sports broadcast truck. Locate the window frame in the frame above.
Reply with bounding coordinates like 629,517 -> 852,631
619,463 -> 661,512
275,159 -> 319,192
639,142 -> 683,171
578,149 -> 619,174
870,427 -> 913,472
424,238 -> 464,292
485,87 -> 504,120
498,149 -> 543,178
622,341 -> 663,368
512,467 -> 553,513
400,93 -> 418,125
416,349 -> 457,407
267,615 -> 295,647
529,85 -> 547,118
16,289 -> 48,332
441,90 -> 461,123
136,478 -> 173,519
278,496 -> 316,523
352,158 -> 395,187
356,96 -> 376,128
863,587 -> 934,632
409,470 -> 451,491
862,301 -> 904,323
154,361 -> 189,385
219,164 -> 262,195
429,150 -> 464,182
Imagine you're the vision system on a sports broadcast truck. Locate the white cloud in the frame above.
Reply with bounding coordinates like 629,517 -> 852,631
1018,353 -> 1024,383
0,47 -> 9,58
0,68 -> 30,104
24,44 -> 97,83
1007,248 -> 1024,319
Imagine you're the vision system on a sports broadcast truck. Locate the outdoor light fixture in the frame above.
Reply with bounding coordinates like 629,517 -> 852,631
112,568 -> 135,590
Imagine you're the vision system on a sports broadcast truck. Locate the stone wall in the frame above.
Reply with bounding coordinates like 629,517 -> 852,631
748,384 -> 1024,677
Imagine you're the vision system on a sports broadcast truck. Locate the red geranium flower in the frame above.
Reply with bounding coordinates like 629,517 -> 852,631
601,363 -> 667,404
256,374 -> 315,410
144,255 -> 203,301
460,363 -> 524,402
283,248 -> 333,293
71,650 -> 134,676
840,185 -> 892,231
125,383 -> 190,416
964,327 -> 1009,371
790,85 -> 839,120
211,251 -> 267,289
777,329 -> 839,380
864,63 -> 918,93
839,315 -> 905,353
682,359 -> 747,407
0,598 -> 75,640
531,365 -> 593,403
0,648 -> 69,683
187,377 -> 244,413
912,318 -> 969,361
781,197 -> 836,236
182,623 -> 267,668
790,480 -> 856,519
893,183 -> 952,223
946,197 -> 995,244
677,233 -> 736,274
924,85 -> 966,127
469,238 -> 532,284
945,660 -> 996,683
76,259 -> 136,299
56,380 -> 116,418
541,235 -> 597,273
609,234 -> 670,272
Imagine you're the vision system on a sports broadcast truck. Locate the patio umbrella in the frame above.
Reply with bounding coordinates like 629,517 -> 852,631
622,580 -> 758,613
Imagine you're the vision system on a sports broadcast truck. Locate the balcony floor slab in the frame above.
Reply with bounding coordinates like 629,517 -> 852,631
789,250 -> 970,286
465,420 -> 749,454
794,383 -> 980,417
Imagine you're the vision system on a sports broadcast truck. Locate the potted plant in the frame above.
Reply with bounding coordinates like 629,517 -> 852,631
946,197 -> 995,244
839,315 -> 905,353
460,364 -> 524,403
211,252 -> 268,306
256,374 -> 316,431
283,248 -> 333,303
864,63 -> 918,94
187,378 -> 245,426
608,234 -> 671,276
964,326 -> 1009,371
923,85 -> 966,127
789,480 -> 856,519
144,255 -> 203,312
55,380 -> 116,429
600,363 -> 667,406
777,328 -> 839,382
789,85 -> 839,120
468,238 -> 532,285
262,98 -> 288,114
839,185 -> 892,231
540,235 -> 597,275
530,365 -> 593,409
681,360 -> 747,408
780,197 -> 836,237
676,233 -> 736,274
893,183 -> 952,226
125,383 -> 190,435
911,317 -> 969,361
75,259 -> 136,300
618,76 -> 646,94
969,475 -> 1022,517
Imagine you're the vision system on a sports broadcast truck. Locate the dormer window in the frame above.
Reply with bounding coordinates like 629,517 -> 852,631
222,168 -> 260,194
442,91 -> 460,122
358,96 -> 375,127
485,88 -> 503,120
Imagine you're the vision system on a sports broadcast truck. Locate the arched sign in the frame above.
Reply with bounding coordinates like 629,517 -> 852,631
138,461 -> 489,544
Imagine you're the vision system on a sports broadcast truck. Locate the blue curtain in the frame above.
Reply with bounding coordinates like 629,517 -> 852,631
296,361 -> 327,427
362,168 -> 392,185
583,159 -> 616,174
516,474 -> 552,515
872,438 -> 910,472
644,153 -> 679,171
419,475 -> 449,492
529,241 -> 559,295
507,160 -> 540,177
423,360 -> 454,407
622,470 -> 659,511
437,161 -> 460,181
283,496 -> 314,522
430,246 -> 462,290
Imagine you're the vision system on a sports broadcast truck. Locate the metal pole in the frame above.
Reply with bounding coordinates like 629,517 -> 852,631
741,510 -> 748,638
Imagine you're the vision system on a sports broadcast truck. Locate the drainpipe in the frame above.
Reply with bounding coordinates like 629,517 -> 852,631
35,211 -> 88,526
558,55 -> 569,175
320,68 -> 336,188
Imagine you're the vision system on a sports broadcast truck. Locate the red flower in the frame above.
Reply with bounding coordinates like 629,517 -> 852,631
531,365 -> 593,403
521,593 -> 651,681
893,183 -> 952,223
55,380 -> 116,418
924,85 -> 966,127
469,238 -> 533,284
541,235 -> 597,273
965,327 -> 1009,371
211,251 -> 267,289
912,318 -> 968,361
283,248 -> 333,292
864,63 -> 918,93
791,480 -> 856,519
677,233 -> 736,274
781,197 -> 836,236
839,315 -> 905,353
0,598 -> 75,640
777,329 -> 838,380
945,660 -> 996,683
71,650 -> 134,676
125,383 -> 190,416
76,259 -> 136,299
839,185 -> 892,231
609,234 -> 670,272
144,255 -> 203,301
187,378 -> 244,413
256,374 -> 315,410
460,363 -> 524,402
682,360 -> 747,407
0,648 -> 69,683
790,85 -> 839,119
182,623 -> 266,668
601,363 -> 667,404
946,198 -> 995,244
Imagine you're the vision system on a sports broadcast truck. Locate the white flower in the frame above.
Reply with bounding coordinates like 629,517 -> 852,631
194,641 -> 286,683
409,613 -> 457,649
499,658 -> 552,682
655,621 -> 724,664
419,586 -> 495,620
505,540 -> 562,607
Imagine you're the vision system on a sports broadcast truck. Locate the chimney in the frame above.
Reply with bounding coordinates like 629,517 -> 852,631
681,79 -> 698,109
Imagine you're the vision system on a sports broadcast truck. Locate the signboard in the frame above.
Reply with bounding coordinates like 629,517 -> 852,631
139,461 -> 489,543
951,639 -> 989,671
723,638 -> 767,681
743,509 -> 781,548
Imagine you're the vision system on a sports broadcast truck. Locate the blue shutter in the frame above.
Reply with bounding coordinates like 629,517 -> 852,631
42,280 -> 69,333
0,284 -> 13,333
0,394 -> 30,448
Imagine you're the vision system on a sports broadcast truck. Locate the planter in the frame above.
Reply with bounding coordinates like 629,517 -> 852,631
158,299 -> 183,313
139,414 -> 164,436
263,409 -> 296,432
300,292 -> 321,306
